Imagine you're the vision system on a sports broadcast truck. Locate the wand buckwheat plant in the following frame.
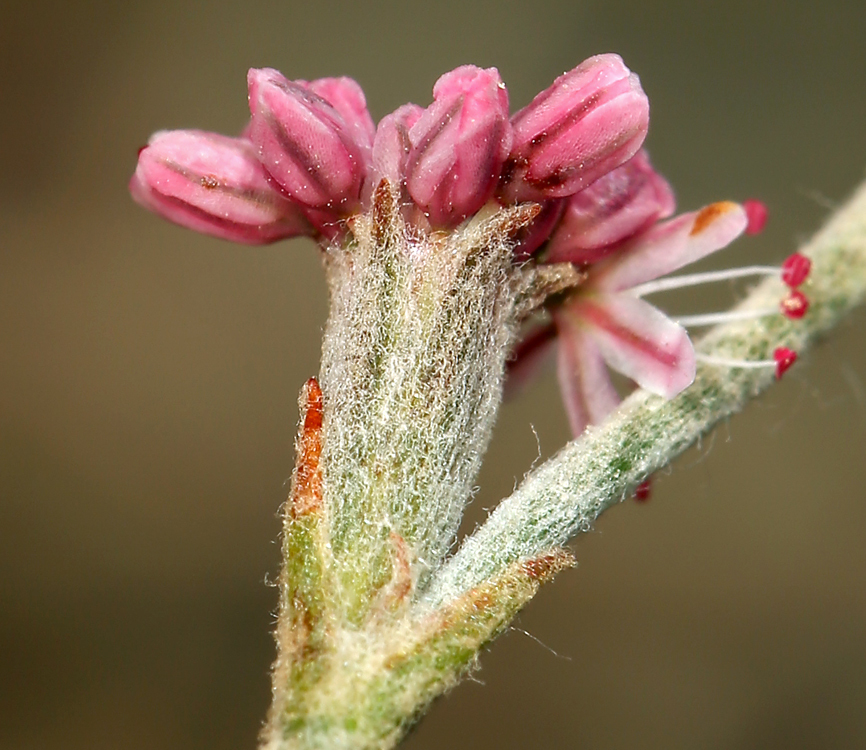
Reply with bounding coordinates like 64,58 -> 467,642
131,54 -> 866,750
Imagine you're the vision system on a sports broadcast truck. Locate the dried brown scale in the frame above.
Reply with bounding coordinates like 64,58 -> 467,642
291,378 -> 324,517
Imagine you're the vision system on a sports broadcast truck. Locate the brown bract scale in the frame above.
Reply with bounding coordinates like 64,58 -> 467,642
519,549 -> 575,581
291,377 -> 324,517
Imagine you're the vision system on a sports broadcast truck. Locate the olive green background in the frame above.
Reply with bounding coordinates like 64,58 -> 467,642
2,1 -> 866,748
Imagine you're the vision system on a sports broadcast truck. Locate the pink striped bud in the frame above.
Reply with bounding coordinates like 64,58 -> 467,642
404,65 -> 512,227
247,68 -> 372,210
502,54 -> 649,202
372,103 -> 424,185
543,150 -> 675,264
130,130 -> 312,244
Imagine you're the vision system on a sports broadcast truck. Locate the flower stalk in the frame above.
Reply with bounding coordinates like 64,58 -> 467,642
261,183 -> 565,750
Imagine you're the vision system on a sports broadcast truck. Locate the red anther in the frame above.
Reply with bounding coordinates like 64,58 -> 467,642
634,479 -> 652,502
773,347 -> 797,379
743,199 -> 768,235
780,253 -> 811,288
780,290 -> 809,319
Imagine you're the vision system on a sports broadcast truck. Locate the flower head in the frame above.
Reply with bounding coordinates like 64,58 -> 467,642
130,58 -> 806,437
131,56 -> 650,246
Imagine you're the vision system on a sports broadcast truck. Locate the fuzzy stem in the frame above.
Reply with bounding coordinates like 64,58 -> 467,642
426,179 -> 866,606
260,188 -> 546,750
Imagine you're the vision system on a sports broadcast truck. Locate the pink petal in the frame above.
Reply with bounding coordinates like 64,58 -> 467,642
568,293 -> 695,398
554,309 -> 622,436
308,76 -> 376,150
590,201 -> 748,292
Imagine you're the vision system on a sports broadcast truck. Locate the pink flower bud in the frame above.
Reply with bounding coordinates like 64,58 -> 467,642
502,54 -> 649,202
130,130 -> 312,244
247,68 -> 372,210
372,103 -> 424,185
543,150 -> 675,264
404,65 -> 512,227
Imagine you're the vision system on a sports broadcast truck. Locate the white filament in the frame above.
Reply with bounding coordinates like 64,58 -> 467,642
631,265 -> 779,297
674,308 -> 778,327
695,353 -> 776,368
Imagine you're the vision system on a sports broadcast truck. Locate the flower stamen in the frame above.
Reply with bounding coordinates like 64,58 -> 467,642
633,252 -> 812,329
696,346 -> 798,380
672,308 -> 779,327
780,253 -> 812,288
743,199 -> 769,235
780,289 -> 809,319
631,256 -> 811,298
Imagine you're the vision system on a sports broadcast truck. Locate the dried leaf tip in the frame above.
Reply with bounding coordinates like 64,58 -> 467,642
290,377 -> 324,517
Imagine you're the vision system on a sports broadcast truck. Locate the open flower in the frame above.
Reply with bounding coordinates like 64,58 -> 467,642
514,202 -> 749,436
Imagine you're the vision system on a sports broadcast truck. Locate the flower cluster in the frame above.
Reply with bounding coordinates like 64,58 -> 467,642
130,54 -> 808,438
131,55 -> 648,241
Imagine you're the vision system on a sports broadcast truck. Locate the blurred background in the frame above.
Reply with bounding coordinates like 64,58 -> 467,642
2,0 -> 866,747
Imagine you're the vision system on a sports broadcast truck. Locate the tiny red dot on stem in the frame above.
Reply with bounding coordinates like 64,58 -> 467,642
634,479 -> 652,502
